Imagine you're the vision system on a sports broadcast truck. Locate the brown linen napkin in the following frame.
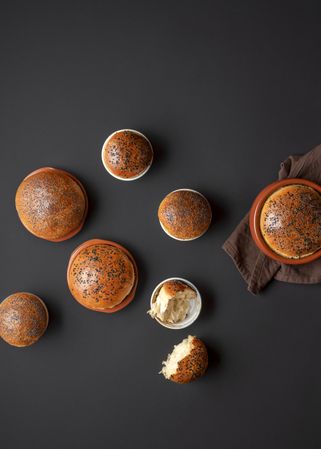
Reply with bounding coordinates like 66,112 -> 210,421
222,144 -> 321,294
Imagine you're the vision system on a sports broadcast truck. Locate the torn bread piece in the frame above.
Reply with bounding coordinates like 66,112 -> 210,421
161,335 -> 208,383
148,280 -> 196,324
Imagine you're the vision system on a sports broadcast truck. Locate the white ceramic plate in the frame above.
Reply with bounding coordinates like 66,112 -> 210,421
149,277 -> 202,330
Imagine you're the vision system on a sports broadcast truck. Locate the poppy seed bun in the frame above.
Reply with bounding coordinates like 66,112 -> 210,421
158,189 -> 212,240
15,167 -> 88,242
161,335 -> 208,383
0,293 -> 49,347
102,129 -> 153,180
260,184 -> 321,259
67,240 -> 137,312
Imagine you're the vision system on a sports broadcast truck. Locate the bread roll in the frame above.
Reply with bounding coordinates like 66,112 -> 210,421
158,189 -> 212,240
102,130 -> 153,180
15,167 -> 88,242
0,293 -> 49,347
149,280 -> 196,323
67,240 -> 137,312
161,335 -> 208,383
260,184 -> 321,259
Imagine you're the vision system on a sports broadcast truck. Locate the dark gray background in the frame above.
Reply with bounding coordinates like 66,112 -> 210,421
0,1 -> 320,448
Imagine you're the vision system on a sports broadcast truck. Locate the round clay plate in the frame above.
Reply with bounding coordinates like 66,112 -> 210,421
18,167 -> 88,242
249,178 -> 321,265
67,239 -> 138,313
150,277 -> 202,329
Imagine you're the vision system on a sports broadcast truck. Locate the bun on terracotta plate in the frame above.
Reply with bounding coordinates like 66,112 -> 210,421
260,184 -> 321,259
15,167 -> 88,242
67,239 -> 138,313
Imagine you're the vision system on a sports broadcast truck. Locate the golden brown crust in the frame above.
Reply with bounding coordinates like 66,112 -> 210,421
15,169 -> 87,241
103,130 -> 153,179
68,243 -> 135,311
158,190 -> 212,240
162,280 -> 194,297
171,337 -> 208,384
260,185 -> 321,259
0,293 -> 49,347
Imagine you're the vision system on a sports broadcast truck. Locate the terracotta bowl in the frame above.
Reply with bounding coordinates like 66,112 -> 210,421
67,239 -> 138,313
16,167 -> 88,242
249,178 -> 321,265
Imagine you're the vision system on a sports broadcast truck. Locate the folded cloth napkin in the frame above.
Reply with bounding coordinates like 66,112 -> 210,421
222,144 -> 321,294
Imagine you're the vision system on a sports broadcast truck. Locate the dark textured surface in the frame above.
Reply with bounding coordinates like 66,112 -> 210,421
0,1 -> 320,448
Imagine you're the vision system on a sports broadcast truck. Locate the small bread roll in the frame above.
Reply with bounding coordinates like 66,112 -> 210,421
149,280 -> 196,323
102,129 -> 153,180
0,293 -> 49,347
260,184 -> 321,259
15,167 -> 88,242
67,240 -> 137,312
161,335 -> 208,383
158,189 -> 212,240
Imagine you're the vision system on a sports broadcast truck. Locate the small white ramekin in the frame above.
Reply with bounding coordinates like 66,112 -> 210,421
149,277 -> 202,330
101,128 -> 153,181
159,188 -> 212,241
